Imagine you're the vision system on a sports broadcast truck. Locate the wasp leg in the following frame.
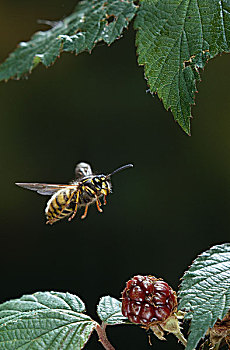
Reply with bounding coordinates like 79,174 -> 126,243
68,190 -> 80,221
46,215 -> 58,225
46,215 -> 59,225
103,195 -> 107,205
81,205 -> 89,219
96,198 -> 103,213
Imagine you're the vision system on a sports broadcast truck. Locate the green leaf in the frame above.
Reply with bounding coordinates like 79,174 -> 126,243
97,296 -> 129,325
0,0 -> 137,81
178,243 -> 230,350
0,291 -> 96,350
134,0 -> 230,134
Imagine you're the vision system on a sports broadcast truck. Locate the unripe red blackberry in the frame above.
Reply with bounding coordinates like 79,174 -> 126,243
122,275 -> 177,326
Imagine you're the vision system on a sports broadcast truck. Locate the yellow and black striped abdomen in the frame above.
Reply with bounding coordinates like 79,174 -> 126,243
45,188 -> 76,224
45,176 -> 111,224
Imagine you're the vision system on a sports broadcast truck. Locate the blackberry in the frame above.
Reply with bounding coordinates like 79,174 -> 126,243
122,275 -> 177,326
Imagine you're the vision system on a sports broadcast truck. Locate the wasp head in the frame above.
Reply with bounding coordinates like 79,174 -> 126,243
92,175 -> 111,196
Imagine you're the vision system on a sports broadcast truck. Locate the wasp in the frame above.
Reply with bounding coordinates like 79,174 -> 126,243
16,162 -> 133,225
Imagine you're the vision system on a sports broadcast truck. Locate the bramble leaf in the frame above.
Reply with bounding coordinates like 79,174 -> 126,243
2,0 -> 230,134
0,0 -> 137,81
97,296 -> 129,325
0,291 -> 96,350
178,243 -> 230,350
134,0 -> 230,134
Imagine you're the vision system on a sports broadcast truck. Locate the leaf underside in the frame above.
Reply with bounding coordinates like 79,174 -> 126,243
134,0 -> 230,134
178,244 -> 230,350
0,291 -> 95,350
97,296 -> 130,325
0,0 -> 137,81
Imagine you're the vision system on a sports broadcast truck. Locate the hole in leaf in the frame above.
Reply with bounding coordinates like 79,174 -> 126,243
106,14 -> 116,24
184,61 -> 191,68
73,28 -> 82,36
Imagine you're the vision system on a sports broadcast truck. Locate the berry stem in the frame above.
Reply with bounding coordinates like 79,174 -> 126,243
96,322 -> 115,350
173,329 -> 187,347
159,315 -> 190,348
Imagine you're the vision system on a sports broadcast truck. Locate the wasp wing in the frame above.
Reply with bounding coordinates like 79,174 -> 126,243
75,162 -> 92,179
15,183 -> 71,195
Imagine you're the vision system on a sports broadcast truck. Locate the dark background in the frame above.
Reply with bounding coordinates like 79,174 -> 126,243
1,1 -> 230,349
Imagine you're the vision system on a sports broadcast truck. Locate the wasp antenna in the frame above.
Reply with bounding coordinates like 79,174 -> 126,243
106,164 -> 133,178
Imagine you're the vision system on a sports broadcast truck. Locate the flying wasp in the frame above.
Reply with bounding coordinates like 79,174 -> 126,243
16,162 -> 133,225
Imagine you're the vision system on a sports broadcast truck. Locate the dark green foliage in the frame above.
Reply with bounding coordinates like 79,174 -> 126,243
0,292 -> 95,350
97,296 -> 129,325
0,0 -> 230,133
178,243 -> 230,350
0,0 -> 137,81
134,0 -> 230,134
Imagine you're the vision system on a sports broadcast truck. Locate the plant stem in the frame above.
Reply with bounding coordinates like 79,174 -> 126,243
96,322 -> 115,350
213,340 -> 221,350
